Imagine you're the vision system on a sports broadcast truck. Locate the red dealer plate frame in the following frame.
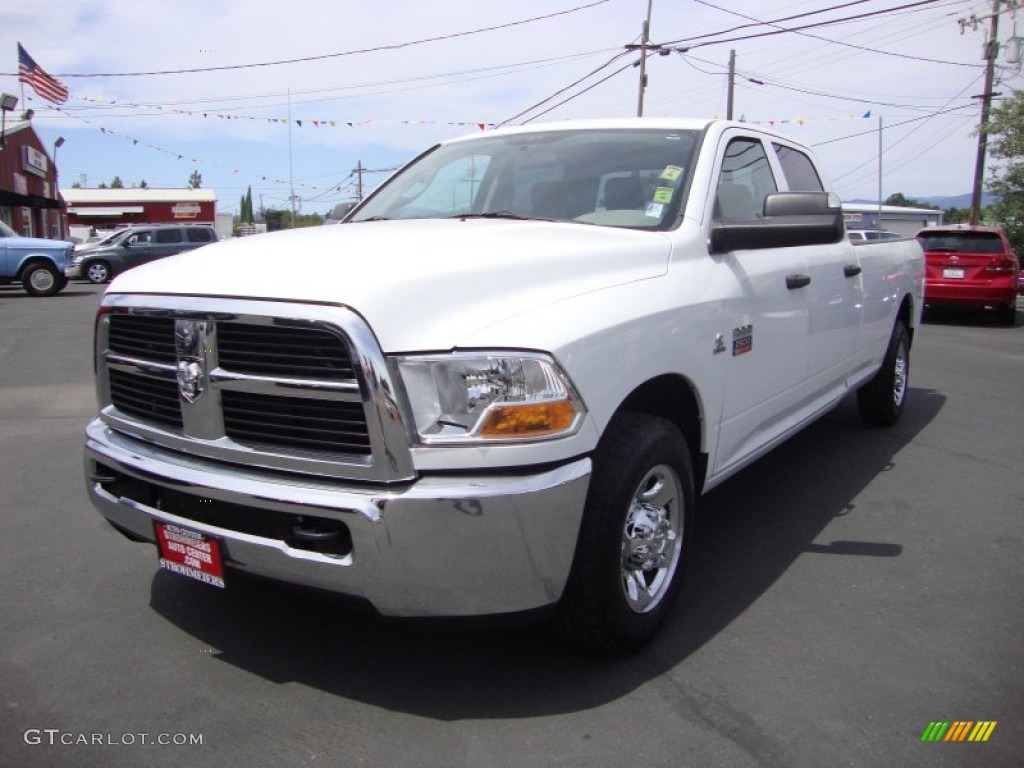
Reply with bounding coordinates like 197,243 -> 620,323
154,522 -> 226,588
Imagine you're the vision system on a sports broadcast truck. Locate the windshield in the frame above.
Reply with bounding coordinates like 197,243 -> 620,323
0,220 -> 17,238
350,129 -> 701,231
94,230 -> 130,247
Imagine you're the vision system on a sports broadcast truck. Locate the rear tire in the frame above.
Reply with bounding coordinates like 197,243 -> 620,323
857,320 -> 910,426
556,412 -> 695,655
21,262 -> 63,297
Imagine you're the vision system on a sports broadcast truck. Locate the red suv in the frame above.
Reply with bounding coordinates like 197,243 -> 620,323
916,225 -> 1020,326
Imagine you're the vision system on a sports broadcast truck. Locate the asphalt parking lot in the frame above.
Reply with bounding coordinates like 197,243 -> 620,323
1,283 -> 1021,768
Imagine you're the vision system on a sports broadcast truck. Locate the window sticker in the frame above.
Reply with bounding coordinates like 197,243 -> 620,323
652,186 -> 674,204
644,202 -> 665,218
660,165 -> 683,181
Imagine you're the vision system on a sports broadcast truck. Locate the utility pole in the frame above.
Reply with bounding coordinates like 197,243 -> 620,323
636,0 -> 653,116
726,49 -> 736,120
969,0 -> 1001,225
353,161 -> 365,201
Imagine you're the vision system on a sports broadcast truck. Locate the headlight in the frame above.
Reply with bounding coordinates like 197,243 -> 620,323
394,352 -> 584,444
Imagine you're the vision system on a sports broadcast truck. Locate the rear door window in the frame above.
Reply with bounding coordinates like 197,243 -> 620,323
772,144 -> 824,192
155,229 -> 184,244
186,228 -> 215,243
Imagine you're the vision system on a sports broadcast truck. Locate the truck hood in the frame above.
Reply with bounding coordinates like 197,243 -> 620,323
108,219 -> 671,351
5,236 -> 73,251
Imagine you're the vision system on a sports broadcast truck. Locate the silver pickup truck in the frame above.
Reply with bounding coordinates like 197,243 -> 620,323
83,119 -> 924,653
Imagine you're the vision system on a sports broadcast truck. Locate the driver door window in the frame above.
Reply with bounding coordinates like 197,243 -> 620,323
714,138 -> 777,221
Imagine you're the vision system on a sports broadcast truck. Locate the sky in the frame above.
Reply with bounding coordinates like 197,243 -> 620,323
3,0 -> 1023,216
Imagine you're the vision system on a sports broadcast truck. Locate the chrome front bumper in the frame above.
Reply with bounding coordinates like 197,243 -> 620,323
84,419 -> 590,616
64,264 -> 82,279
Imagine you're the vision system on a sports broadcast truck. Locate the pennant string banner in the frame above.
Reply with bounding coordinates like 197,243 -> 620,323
53,105 -> 325,190
73,95 -> 497,129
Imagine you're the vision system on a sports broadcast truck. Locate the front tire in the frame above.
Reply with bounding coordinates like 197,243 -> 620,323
556,412 -> 695,655
21,263 -> 63,297
857,320 -> 910,426
85,260 -> 112,284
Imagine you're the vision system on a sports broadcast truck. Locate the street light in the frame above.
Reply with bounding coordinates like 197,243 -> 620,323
0,92 -> 19,149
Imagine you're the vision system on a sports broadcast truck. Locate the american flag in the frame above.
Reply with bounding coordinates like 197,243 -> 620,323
17,43 -> 69,105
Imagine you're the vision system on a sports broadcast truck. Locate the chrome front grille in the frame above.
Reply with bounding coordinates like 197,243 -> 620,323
221,390 -> 370,454
216,321 -> 356,380
97,297 -> 414,483
108,315 -> 177,363
108,368 -> 183,430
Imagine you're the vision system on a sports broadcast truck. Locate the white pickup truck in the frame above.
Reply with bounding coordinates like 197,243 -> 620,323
83,119 -> 924,653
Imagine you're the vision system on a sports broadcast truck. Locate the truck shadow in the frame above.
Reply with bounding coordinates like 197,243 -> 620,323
923,304 -> 1020,328
148,387 -> 944,720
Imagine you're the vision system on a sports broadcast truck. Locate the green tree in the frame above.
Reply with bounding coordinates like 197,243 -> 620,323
139,179 -> 148,189
943,207 -> 970,224
263,208 -> 286,231
983,88 -> 1024,252
188,170 -> 202,189
238,186 -> 254,224
110,176 -> 124,189
885,192 -> 939,210
98,182 -> 108,189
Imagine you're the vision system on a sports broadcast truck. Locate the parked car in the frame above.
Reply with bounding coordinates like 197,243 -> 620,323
66,224 -> 218,283
916,225 -> 1019,325
0,220 -> 74,296
847,229 -> 902,243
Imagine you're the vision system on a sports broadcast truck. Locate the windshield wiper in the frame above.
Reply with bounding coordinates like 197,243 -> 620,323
453,211 -> 556,222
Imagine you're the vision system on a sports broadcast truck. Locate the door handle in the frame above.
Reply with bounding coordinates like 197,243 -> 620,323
786,274 -> 811,290
844,264 -> 862,277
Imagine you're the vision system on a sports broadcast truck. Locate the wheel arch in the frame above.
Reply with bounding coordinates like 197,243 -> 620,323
897,293 -> 915,347
612,373 -> 708,493
15,256 -> 58,279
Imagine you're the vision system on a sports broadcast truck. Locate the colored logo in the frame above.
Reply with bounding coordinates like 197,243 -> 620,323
921,721 -> 997,742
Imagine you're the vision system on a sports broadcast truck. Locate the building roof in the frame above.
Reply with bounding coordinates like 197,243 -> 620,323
0,119 -> 34,140
61,187 -> 217,203
841,202 -> 941,216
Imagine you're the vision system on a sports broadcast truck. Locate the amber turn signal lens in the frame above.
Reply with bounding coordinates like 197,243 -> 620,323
479,400 -> 577,438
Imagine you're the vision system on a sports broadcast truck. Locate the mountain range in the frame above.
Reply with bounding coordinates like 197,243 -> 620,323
848,193 -> 999,209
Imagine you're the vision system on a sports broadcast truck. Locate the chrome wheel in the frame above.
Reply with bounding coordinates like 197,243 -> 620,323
29,268 -> 55,292
86,261 -> 111,283
620,463 -> 684,614
22,264 -> 63,296
892,342 -> 907,408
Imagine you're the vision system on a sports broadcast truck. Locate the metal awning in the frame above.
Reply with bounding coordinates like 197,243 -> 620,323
69,206 -> 145,217
0,189 -> 63,209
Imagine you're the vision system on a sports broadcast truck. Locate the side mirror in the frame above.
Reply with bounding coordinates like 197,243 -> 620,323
710,191 -> 844,253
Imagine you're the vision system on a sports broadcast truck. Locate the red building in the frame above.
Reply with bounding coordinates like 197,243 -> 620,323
62,187 -> 217,236
0,119 -> 66,239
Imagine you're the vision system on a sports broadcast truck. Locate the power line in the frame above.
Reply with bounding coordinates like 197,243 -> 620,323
3,1 -> 610,78
661,0 -> 948,50
689,0 -> 980,68
497,50 -> 634,126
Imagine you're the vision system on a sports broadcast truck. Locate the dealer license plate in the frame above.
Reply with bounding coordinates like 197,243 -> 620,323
154,522 -> 225,588
943,267 -> 965,279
